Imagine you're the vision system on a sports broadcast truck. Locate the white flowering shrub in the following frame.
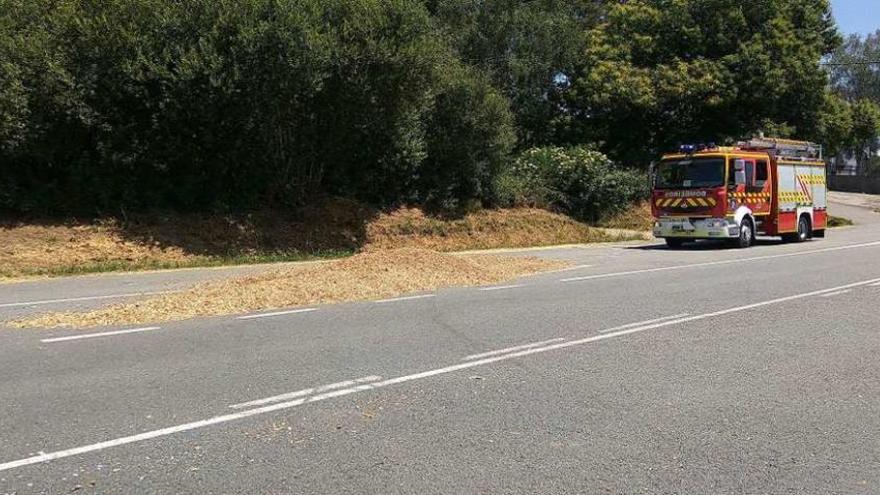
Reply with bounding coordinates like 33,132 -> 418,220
496,146 -> 648,221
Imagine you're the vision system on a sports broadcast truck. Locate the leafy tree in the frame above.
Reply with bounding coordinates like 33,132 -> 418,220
419,64 -> 516,211
563,0 -> 840,165
828,30 -> 880,103
0,0 -> 517,214
427,0 -> 600,148
814,91 -> 854,157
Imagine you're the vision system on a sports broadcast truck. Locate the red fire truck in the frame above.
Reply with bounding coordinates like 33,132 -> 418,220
651,137 -> 827,248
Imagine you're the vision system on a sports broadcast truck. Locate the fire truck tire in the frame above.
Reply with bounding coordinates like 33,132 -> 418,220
782,215 -> 810,243
733,218 -> 754,249
665,238 -> 685,248
796,215 -> 810,242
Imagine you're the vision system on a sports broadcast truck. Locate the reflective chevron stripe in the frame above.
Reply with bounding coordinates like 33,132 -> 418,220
655,197 -> 717,208
731,192 -> 772,203
797,174 -> 826,185
778,191 -> 812,204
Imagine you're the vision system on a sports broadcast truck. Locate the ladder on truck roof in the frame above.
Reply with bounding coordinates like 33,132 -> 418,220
737,137 -> 823,161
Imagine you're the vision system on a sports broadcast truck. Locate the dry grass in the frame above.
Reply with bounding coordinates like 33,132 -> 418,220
365,207 -> 645,252
0,221 -> 193,278
11,248 -> 568,329
598,202 -> 654,231
1,202 -> 645,280
827,215 -> 854,227
0,199 -> 370,280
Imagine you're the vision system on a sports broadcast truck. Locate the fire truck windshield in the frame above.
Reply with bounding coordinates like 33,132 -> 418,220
655,158 -> 725,189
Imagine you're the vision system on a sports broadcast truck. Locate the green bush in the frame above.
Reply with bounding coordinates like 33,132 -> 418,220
497,146 -> 649,222
0,0 -> 508,214
418,64 -> 516,212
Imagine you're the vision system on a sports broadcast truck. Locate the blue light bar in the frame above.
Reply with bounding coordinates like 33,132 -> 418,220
679,143 -> 717,154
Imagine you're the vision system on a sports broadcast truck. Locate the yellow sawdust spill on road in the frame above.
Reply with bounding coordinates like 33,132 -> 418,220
11,249 -> 568,329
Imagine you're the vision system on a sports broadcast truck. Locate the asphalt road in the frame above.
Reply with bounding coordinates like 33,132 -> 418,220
1,199 -> 880,494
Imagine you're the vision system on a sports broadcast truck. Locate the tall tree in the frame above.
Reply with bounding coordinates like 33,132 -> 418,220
427,0 -> 602,148
828,31 -> 880,104
562,0 -> 840,165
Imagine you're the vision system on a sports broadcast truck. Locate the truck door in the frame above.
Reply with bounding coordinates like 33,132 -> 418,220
749,159 -> 772,216
728,158 -> 771,216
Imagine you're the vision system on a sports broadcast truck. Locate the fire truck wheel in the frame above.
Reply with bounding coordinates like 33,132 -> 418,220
796,215 -> 810,242
665,238 -> 685,249
734,219 -> 754,249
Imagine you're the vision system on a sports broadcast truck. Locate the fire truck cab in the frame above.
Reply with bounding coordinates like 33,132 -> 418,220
652,137 -> 827,248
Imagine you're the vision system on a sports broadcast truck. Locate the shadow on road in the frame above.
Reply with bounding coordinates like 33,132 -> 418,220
629,238 -> 787,251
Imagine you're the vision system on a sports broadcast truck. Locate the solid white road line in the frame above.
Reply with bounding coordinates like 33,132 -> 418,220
0,291 -> 171,309
4,275 -> 880,473
236,308 -> 317,320
229,376 -> 381,409
597,313 -> 691,334
462,338 -> 565,361
551,264 -> 595,273
870,282 -> 880,287
560,240 -> 880,283
40,327 -> 162,344
478,284 -> 525,292
374,294 -> 436,304
820,289 -> 852,298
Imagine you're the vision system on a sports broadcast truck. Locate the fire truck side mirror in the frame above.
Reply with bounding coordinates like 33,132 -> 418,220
734,159 -> 747,185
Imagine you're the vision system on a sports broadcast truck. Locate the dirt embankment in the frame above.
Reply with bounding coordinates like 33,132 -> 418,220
1,200 -> 649,280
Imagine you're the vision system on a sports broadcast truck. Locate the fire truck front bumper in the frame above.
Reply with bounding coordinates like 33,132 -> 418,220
653,217 -> 739,239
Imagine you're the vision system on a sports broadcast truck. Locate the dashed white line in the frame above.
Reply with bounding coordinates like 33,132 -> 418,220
560,240 -> 880,283
229,376 -> 381,409
462,338 -> 565,360
236,308 -> 317,320
478,284 -> 525,292
4,276 -> 880,473
0,291 -> 171,309
40,327 -> 163,343
597,313 -> 691,334
374,294 -> 435,304
820,289 -> 852,298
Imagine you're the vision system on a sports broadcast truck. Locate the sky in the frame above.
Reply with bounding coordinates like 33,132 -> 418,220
831,0 -> 880,36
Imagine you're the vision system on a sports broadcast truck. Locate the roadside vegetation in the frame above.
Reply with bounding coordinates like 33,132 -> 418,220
827,215 -> 855,227
10,249 -> 569,328
1,204 -> 646,280
0,0 -> 862,221
2,1 -> 876,281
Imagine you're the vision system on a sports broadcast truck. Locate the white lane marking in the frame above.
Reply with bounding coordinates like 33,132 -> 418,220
551,264 -> 594,273
820,289 -> 852,298
40,327 -> 162,343
478,284 -> 525,292
236,308 -> 317,320
560,240 -> 880,283
870,282 -> 880,287
597,313 -> 691,334
374,294 -> 435,304
229,376 -> 381,409
462,338 -> 565,361
4,276 -> 880,473
0,291 -> 171,309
